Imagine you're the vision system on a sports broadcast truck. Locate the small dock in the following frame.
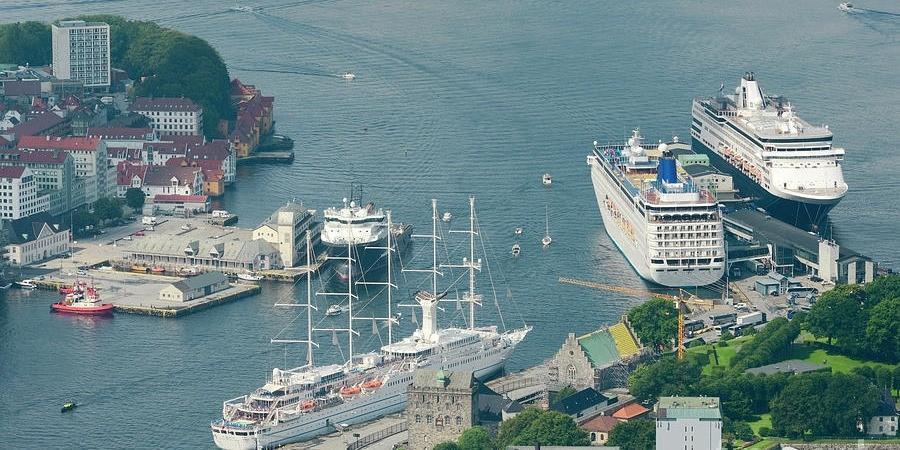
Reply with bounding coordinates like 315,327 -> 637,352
237,151 -> 295,165
114,284 -> 261,317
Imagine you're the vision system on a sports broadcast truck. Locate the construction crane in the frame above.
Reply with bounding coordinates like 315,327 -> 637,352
558,277 -> 713,360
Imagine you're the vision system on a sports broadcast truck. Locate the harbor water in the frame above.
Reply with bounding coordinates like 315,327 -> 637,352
2,0 -> 899,448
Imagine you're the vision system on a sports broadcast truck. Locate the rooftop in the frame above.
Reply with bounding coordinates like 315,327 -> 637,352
18,135 -> 101,151
0,166 -> 26,178
131,97 -> 201,113
6,212 -> 68,244
169,271 -> 228,293
9,111 -> 66,137
724,208 -> 861,260
0,148 -> 71,164
581,415 -> 620,433
576,321 -> 642,368
142,165 -> 201,187
153,194 -> 209,203
412,369 -> 475,391
657,396 -> 721,421
551,387 -> 609,416
745,359 -> 826,375
86,127 -> 155,140
612,402 -> 649,420
682,163 -> 727,178
126,234 -> 278,265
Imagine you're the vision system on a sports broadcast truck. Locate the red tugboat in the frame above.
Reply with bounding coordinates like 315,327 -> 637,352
51,285 -> 114,315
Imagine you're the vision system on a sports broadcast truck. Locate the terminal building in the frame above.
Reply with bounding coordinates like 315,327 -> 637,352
724,208 -> 876,285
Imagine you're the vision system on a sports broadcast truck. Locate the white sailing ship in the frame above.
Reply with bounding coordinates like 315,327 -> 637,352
211,197 -> 530,449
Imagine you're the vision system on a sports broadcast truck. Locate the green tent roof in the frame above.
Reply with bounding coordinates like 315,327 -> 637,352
577,330 -> 619,367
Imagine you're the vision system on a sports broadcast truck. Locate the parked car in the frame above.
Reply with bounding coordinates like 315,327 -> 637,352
134,231 -> 145,237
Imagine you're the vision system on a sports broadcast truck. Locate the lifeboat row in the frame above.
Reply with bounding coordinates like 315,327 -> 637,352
339,379 -> 383,398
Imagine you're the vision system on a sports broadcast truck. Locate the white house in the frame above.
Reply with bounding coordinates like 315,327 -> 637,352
868,390 -> 898,437
4,212 -> 70,266
655,397 -> 722,450
252,201 -> 315,267
130,97 -> 203,136
140,165 -> 203,198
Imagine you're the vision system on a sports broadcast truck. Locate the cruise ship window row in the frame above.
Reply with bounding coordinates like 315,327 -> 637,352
650,224 -> 719,232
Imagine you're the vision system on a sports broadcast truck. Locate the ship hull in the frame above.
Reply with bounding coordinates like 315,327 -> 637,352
323,235 -> 389,281
211,341 -> 513,449
588,156 -> 724,288
691,138 -> 838,227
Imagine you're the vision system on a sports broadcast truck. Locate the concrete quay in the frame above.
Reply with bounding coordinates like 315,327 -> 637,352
35,269 -> 261,318
282,414 -> 407,450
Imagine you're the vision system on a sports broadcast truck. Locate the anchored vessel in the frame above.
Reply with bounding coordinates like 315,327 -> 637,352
691,73 -> 847,225
587,130 -> 725,287
320,189 -> 411,281
211,198 -> 530,450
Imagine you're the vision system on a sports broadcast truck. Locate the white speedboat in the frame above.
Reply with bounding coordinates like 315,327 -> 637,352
325,304 -> 348,316
237,272 -> 263,282
341,72 -> 356,80
511,243 -> 521,256
514,227 -> 524,236
838,2 -> 854,12
542,173 -> 552,186
542,206 -> 552,247
16,279 -> 37,289
442,211 -> 453,222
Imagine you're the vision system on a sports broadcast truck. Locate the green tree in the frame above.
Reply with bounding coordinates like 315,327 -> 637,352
93,197 -> 123,222
865,297 -> 900,362
496,408 -> 589,447
0,22 -> 52,66
125,188 -> 146,211
771,372 -> 879,438
863,274 -> 900,306
457,426 -> 495,450
627,297 -> 678,349
628,355 -> 701,402
72,206 -> 98,233
806,284 -> 868,353
550,385 -> 577,409
730,318 -> 800,371
606,419 -> 655,450
433,442 -> 460,450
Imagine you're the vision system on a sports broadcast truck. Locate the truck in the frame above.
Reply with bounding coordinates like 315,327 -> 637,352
710,312 -> 737,326
736,311 -> 767,327
141,216 -> 158,225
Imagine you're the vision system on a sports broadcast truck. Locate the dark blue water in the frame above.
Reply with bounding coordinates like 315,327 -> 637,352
2,0 -> 898,448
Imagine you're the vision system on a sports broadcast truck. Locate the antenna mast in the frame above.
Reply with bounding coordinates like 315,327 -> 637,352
355,210 -> 398,345
270,229 -> 319,366
445,196 -> 482,329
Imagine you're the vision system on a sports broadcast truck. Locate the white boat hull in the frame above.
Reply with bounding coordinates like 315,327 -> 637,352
588,156 -> 724,287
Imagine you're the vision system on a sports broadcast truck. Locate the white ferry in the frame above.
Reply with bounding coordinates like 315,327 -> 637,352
691,73 -> 848,225
211,198 -> 530,449
587,130 -> 725,287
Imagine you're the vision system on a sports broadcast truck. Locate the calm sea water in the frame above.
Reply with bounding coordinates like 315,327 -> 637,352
2,0 -> 898,448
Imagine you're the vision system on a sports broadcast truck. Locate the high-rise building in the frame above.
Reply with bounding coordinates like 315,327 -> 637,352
0,166 -> 50,220
655,396 -> 722,450
51,20 -> 111,88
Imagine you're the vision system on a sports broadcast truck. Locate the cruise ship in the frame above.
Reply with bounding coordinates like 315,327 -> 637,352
587,130 -> 725,287
211,198 -> 530,450
321,194 -> 410,281
691,73 -> 848,225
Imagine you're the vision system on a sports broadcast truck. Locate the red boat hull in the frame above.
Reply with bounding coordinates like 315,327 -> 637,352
51,303 -> 115,315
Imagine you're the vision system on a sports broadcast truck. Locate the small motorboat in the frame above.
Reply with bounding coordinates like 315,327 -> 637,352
542,205 -> 552,247
838,2 -> 854,12
542,173 -> 552,186
514,227 -> 524,236
511,243 -> 521,256
326,304 -> 349,316
52,288 -> 114,315
341,72 -> 356,80
542,235 -> 553,247
16,279 -> 37,289
229,5 -> 254,12
442,211 -> 453,223
61,401 -> 77,413
237,272 -> 263,282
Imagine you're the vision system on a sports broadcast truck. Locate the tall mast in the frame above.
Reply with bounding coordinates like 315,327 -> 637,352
403,199 -> 442,341
306,231 -> 314,366
431,199 -> 438,297
386,211 -> 394,344
347,229 -> 354,364
271,229 -> 319,366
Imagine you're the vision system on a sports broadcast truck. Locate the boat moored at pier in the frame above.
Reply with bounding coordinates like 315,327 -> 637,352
691,73 -> 847,225
587,130 -> 725,287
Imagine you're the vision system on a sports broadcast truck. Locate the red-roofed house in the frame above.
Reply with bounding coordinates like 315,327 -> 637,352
150,194 -> 210,214
130,97 -> 203,136
580,415 -> 620,446
165,157 -> 225,196
6,111 -> 69,139
229,79 -> 274,158
18,135 -> 112,201
140,165 -> 204,198
116,162 -> 148,197
87,127 -> 158,144
612,403 -> 649,421
0,166 -> 51,219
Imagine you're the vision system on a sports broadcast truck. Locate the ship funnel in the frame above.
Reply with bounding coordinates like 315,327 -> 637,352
738,72 -> 766,110
657,151 -> 677,184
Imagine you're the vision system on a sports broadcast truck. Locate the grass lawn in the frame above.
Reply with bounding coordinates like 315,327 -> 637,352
686,336 -> 752,375
748,413 -> 772,435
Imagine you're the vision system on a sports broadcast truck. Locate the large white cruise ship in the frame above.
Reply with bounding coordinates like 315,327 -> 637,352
211,198 -> 530,450
691,72 -> 848,225
587,130 -> 725,287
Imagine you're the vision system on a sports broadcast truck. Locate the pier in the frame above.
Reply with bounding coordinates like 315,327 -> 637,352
236,151 -> 295,164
